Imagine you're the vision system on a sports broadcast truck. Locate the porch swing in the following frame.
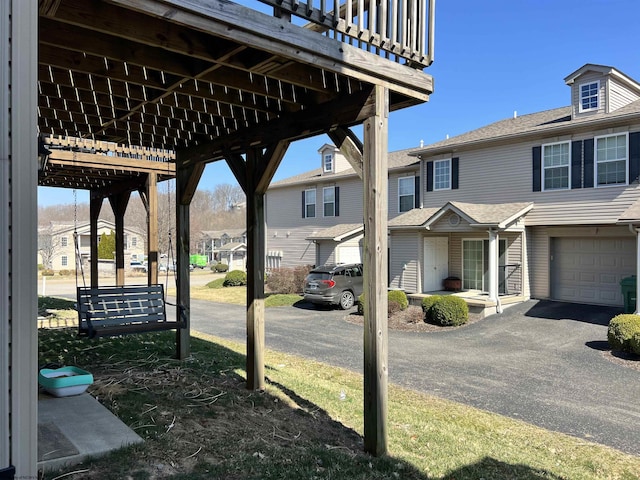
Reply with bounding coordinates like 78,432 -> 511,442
74,184 -> 187,339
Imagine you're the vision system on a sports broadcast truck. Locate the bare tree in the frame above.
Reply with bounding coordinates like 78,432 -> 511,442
37,225 -> 63,269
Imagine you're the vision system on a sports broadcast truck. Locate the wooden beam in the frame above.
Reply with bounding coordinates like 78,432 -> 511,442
39,0 -> 62,16
89,194 -> 103,288
256,140 -> 290,194
179,87 -> 375,165
328,127 -> 363,178
225,154 -> 247,193
108,191 -> 131,286
146,173 -> 159,285
362,85 -> 389,456
47,150 -> 175,175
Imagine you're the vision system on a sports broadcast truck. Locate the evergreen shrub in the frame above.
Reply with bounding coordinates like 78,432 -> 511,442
608,314 -> 640,353
223,270 -> 247,287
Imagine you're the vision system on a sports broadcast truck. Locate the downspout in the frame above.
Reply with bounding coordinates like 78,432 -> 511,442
629,224 -> 640,314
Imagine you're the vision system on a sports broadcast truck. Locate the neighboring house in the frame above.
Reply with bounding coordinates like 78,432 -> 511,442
199,229 -> 247,263
268,64 -> 640,310
266,143 -> 421,268
37,219 -> 146,271
218,242 -> 247,271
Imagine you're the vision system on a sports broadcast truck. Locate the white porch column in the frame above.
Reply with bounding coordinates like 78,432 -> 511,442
488,229 -> 502,313
1,0 -> 38,477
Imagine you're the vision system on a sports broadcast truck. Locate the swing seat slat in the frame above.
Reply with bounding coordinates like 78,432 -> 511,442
77,284 -> 185,338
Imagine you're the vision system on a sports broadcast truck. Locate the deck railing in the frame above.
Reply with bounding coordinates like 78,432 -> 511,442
259,0 -> 435,67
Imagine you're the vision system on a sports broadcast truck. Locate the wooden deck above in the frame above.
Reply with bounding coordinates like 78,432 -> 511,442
38,0 -> 434,161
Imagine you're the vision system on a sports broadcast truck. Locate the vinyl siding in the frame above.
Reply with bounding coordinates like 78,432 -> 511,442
609,78 -> 640,112
266,177 -> 364,267
389,232 -> 420,292
317,241 -> 334,266
571,72 -> 606,117
420,129 -> 640,226
388,169 -> 419,219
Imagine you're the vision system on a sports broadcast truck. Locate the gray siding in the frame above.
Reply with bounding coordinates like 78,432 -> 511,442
571,71 -> 606,117
317,241 -> 335,266
419,126 -> 640,226
388,169 -> 419,219
608,77 -> 640,113
266,177 -> 364,267
389,232 -> 420,292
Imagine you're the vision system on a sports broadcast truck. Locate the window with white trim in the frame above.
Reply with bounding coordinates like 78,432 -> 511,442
398,176 -> 415,213
542,141 -> 570,190
323,186 -> 335,217
323,153 -> 333,173
596,133 -> 628,186
304,189 -> 316,218
579,81 -> 599,112
61,236 -> 68,247
131,236 -> 137,247
434,159 -> 451,190
61,255 -> 68,267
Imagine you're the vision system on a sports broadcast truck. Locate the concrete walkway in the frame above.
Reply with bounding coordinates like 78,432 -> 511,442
189,298 -> 640,456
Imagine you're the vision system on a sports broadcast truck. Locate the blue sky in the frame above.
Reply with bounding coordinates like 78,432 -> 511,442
38,0 -> 640,207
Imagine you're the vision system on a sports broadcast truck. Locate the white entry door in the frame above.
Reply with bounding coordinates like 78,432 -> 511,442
423,237 -> 448,292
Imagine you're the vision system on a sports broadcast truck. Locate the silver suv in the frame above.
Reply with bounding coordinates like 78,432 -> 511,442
303,263 -> 364,309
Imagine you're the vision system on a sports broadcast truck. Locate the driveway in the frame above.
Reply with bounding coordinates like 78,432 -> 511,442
189,298 -> 640,456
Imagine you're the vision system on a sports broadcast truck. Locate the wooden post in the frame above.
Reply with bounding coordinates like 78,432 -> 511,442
362,85 -> 389,456
89,194 -> 103,288
175,153 -> 205,360
245,149 -> 266,391
226,141 -> 289,391
109,192 -> 130,286
146,173 -> 159,285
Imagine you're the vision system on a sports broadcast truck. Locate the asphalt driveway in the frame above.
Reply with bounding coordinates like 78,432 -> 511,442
189,298 -> 640,456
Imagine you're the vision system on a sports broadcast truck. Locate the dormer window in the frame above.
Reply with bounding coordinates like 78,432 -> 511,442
579,81 -> 599,112
323,153 -> 333,173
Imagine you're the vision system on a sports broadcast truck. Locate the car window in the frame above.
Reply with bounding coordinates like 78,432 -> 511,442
351,266 -> 362,277
307,272 -> 331,281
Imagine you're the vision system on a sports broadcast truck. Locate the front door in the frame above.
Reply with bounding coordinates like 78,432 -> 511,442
423,237 -> 448,292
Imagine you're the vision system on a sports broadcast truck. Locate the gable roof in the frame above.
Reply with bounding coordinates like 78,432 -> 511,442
564,64 -> 640,93
269,146 -> 421,188
305,223 -> 364,241
389,202 -> 532,230
219,242 -> 246,252
201,229 -> 246,239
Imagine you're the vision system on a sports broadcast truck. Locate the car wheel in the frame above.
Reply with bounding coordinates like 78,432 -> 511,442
339,290 -> 355,310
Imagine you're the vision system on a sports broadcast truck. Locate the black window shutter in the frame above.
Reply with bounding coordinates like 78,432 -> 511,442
571,140 -> 583,189
426,161 -> 433,192
583,138 -> 594,188
629,132 -> 640,184
414,176 -> 420,208
301,191 -> 305,218
452,157 -> 459,190
335,186 -> 340,217
532,146 -> 541,192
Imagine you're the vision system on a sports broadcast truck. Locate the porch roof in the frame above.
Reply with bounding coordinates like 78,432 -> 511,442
306,223 -> 364,241
617,198 -> 640,224
389,202 -> 533,230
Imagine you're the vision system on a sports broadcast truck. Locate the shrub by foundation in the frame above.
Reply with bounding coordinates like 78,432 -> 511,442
388,290 -> 408,310
215,263 -> 229,273
41,269 -> 55,277
223,270 -> 247,287
421,295 -> 442,323
608,314 -> 640,353
429,296 -> 469,326
630,332 -> 640,356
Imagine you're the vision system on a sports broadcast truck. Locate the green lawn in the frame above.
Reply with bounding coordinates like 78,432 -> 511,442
37,312 -> 640,479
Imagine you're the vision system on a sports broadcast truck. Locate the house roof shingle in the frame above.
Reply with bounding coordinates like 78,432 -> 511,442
305,223 -> 363,241
270,147 -> 420,188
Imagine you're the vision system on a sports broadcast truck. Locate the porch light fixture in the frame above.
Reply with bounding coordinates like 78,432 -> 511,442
38,137 -> 51,171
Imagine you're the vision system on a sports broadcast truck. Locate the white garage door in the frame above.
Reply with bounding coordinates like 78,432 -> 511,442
337,245 -> 362,264
550,237 -> 635,306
